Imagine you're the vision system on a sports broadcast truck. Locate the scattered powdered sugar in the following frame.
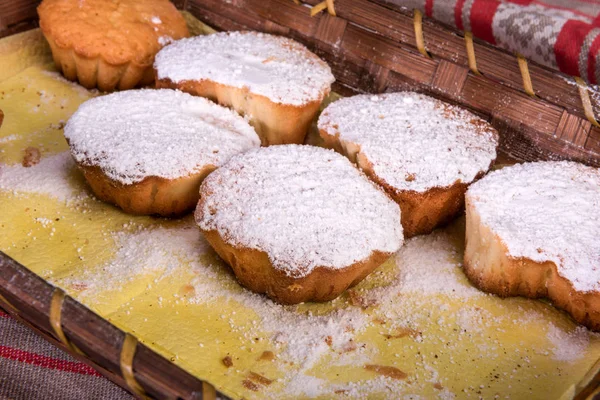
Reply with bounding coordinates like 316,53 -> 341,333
318,92 -> 499,192
283,375 -> 326,397
42,212 -> 596,398
151,16 -> 162,24
64,89 -> 260,185
63,223 -> 210,294
467,161 -> 600,293
158,35 -> 173,46
0,134 -> 19,144
267,307 -> 365,369
155,31 -> 335,106
396,233 -> 484,298
195,145 -> 403,277
455,307 -> 495,334
546,324 -> 590,362
283,374 -> 447,399
208,288 -> 367,370
35,217 -> 53,228
354,231 -> 485,309
60,216 -> 367,371
0,151 -> 85,202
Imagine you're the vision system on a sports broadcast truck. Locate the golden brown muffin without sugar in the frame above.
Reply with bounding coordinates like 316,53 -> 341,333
318,92 -> 499,238
154,31 -> 335,145
38,0 -> 189,91
195,145 -> 403,304
464,161 -> 600,331
64,89 -> 260,216
78,163 -> 215,216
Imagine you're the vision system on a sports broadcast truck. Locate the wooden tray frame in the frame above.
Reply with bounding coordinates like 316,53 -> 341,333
1,0 -> 600,398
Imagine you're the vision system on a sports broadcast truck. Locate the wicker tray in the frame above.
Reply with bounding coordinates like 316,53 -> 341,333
2,1 -> 600,399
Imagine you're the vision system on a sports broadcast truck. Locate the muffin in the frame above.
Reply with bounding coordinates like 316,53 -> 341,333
38,0 -> 189,91
464,161 -> 600,331
64,89 -> 260,216
195,145 -> 403,304
154,31 -> 335,145
318,92 -> 499,237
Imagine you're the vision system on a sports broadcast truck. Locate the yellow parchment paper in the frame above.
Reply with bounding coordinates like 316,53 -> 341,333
1,15 -> 600,400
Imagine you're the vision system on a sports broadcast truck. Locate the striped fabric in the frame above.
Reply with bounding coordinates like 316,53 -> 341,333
0,309 -> 132,400
397,0 -> 600,83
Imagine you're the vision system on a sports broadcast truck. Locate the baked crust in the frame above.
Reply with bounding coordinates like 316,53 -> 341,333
463,198 -> 600,331
79,164 -> 215,217
199,228 -> 393,304
38,0 -> 189,91
156,77 -> 324,146
320,128 -> 491,238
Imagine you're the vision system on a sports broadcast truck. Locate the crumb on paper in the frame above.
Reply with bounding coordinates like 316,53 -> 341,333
222,355 -> 233,368
383,327 -> 421,340
259,351 -> 275,361
242,379 -> 259,391
248,371 -> 272,386
364,364 -> 407,380
22,146 -> 41,167
348,290 -> 378,309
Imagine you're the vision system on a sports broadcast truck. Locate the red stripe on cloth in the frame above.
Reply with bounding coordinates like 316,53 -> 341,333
455,0 -> 466,30
588,32 -> 600,83
0,309 -> 9,318
425,0 -> 434,17
470,0 -> 501,45
555,20 -> 594,77
0,345 -> 101,377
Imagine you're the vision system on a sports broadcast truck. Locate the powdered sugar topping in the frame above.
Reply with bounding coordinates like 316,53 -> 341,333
155,31 -> 335,106
318,92 -> 499,192
64,89 -> 260,185
467,161 -> 600,292
195,145 -> 403,277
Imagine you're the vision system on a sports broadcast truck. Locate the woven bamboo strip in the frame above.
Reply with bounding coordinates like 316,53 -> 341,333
120,333 -> 149,399
50,288 -> 84,356
464,32 -> 481,76
576,77 -> 600,128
